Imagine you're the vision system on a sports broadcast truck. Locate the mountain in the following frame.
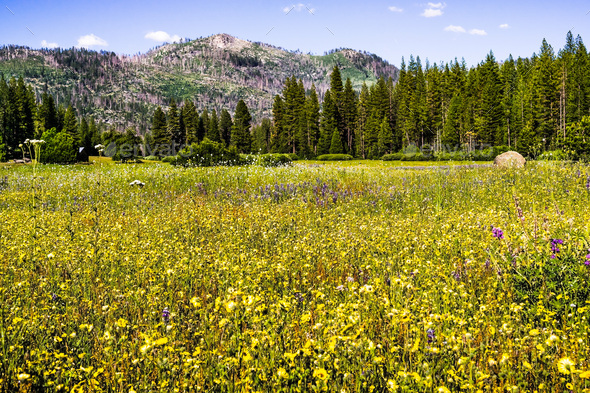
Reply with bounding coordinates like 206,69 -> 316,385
0,33 -> 399,132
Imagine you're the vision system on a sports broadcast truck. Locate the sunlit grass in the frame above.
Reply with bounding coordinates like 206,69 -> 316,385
0,161 -> 589,391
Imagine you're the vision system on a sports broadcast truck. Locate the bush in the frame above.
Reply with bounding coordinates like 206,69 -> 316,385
400,153 -> 428,161
258,154 -> 292,167
161,156 -> 179,164
538,150 -> 569,161
144,155 -> 160,161
40,128 -> 76,164
172,138 -> 244,167
287,153 -> 299,161
316,154 -> 354,161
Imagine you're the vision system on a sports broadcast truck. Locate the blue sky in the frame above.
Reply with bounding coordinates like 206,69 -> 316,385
1,0 -> 589,67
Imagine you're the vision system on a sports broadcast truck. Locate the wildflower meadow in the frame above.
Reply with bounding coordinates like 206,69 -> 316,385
1,161 -> 590,392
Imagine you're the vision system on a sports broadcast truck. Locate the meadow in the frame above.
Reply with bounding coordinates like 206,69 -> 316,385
1,160 -> 589,392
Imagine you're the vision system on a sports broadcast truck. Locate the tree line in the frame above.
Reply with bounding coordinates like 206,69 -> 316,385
0,74 -> 250,161
264,32 -> 590,159
1,31 -> 588,162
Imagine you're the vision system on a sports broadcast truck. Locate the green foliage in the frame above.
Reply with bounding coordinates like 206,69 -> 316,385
231,100 -> 252,153
161,155 -> 177,164
257,153 -> 292,167
151,106 -> 169,157
329,128 -> 343,154
510,254 -> 590,318
538,150 -> 569,161
316,154 -> 354,161
40,127 -> 76,164
173,138 -> 243,167
400,152 -> 428,161
144,155 -> 160,161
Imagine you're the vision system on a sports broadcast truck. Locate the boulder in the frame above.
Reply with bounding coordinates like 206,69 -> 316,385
493,151 -> 526,168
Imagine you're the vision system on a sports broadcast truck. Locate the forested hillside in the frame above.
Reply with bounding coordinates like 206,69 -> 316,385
0,33 -> 398,132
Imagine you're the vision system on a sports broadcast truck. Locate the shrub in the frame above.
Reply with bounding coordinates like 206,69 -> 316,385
400,153 -> 428,161
40,128 -> 76,164
258,154 -> 292,167
287,153 -> 300,161
538,150 -> 569,161
144,155 -> 160,161
161,155 -> 179,164
316,154 -> 354,161
172,138 -> 244,167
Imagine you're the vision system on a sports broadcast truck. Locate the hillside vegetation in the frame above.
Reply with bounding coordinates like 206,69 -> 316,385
0,34 -> 399,130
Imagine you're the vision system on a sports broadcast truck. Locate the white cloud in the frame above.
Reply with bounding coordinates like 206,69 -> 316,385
76,34 -> 108,48
421,2 -> 445,17
41,40 -> 58,49
499,23 -> 510,29
469,29 -> 487,36
388,6 -> 403,12
283,4 -> 315,13
145,31 -> 182,43
444,25 -> 466,33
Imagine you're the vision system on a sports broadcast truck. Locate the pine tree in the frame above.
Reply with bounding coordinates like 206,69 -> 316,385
378,116 -> 393,155
305,84 -> 320,156
16,78 -> 36,143
219,109 -> 233,147
442,96 -> 462,146
38,92 -> 58,134
342,78 -> 357,153
329,127 -> 343,154
231,100 -> 252,153
295,79 -> 308,156
79,117 -> 91,154
199,108 -> 209,142
62,105 -> 78,146
470,52 -> 503,146
356,83 -> 370,158
208,109 -> 220,142
329,66 -> 345,151
425,62 -> 443,150
167,99 -> 183,149
88,117 -> 100,155
183,100 -> 198,145
500,55 -> 517,147
532,39 -> 559,146
151,106 -> 169,156
56,105 -> 66,136
252,118 -> 272,153
271,95 -> 284,151
317,90 -> 335,155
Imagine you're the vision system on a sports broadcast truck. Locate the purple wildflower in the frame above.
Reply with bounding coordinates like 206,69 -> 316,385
585,254 -> 590,266
427,328 -> 435,344
294,292 -> 304,303
162,307 -> 170,324
550,239 -> 563,257
492,227 -> 504,240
